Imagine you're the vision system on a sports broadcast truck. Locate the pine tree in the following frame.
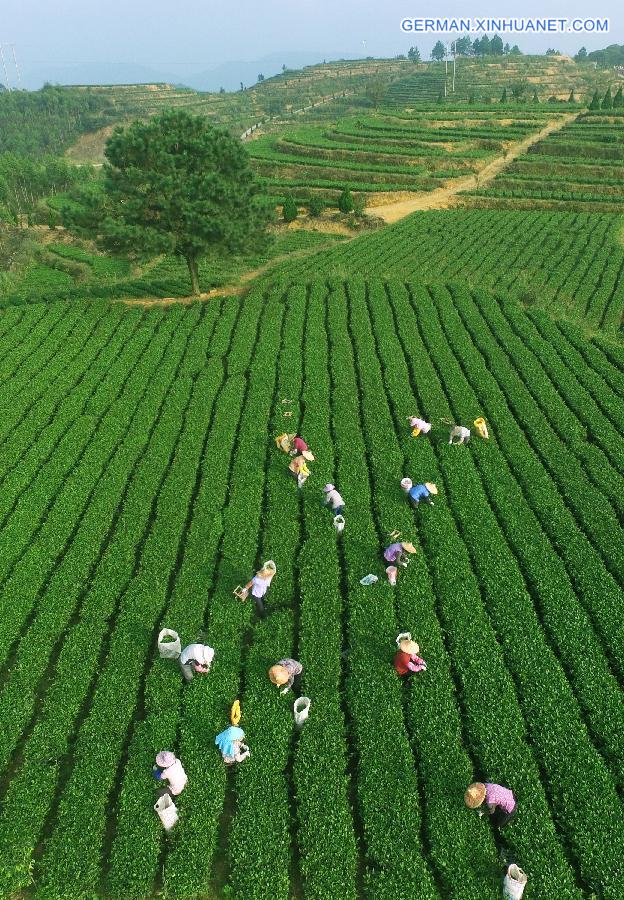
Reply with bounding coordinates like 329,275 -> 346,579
601,88 -> 613,110
532,90 -> 540,103
568,90 -> 576,103
613,86 -> 624,108
588,90 -> 601,110
282,195 -> 298,223
338,189 -> 354,214
500,88 -> 507,103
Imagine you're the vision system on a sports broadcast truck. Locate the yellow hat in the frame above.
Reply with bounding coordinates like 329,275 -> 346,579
268,664 -> 289,686
464,782 -> 486,809
302,450 -> 315,461
425,482 -> 438,495
401,542 -> 417,554
399,638 -> 420,655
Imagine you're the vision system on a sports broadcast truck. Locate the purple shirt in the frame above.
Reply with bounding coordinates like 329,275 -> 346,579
384,543 -> 403,563
485,783 -> 516,813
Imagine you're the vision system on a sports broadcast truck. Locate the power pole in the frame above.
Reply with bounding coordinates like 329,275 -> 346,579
0,44 -> 11,90
444,47 -> 448,97
10,45 -> 21,88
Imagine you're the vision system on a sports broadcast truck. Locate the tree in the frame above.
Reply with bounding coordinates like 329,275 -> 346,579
613,86 -> 624,108
589,90 -> 601,109
408,46 -> 421,62
601,87 -> 613,109
511,79 -> 528,100
63,111 -> 272,296
352,195 -> 366,216
240,82 -> 244,92
490,35 -> 504,56
468,93 -> 476,104
503,42 -> 511,55
431,41 -> 446,61
338,188 -> 354,213
532,90 -> 540,103
257,73 -> 264,82
282,195 -> 298,223
455,36 -> 472,56
500,88 -> 507,103
575,46 -> 588,61
568,90 -> 576,103
219,87 -> 225,94
437,90 -> 445,103
478,35 -> 491,56
546,48 -> 561,56
509,45 -> 522,56
365,77 -> 388,110
308,195 -> 326,217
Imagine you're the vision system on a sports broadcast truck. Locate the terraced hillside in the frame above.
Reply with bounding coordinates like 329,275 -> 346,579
273,210 -> 624,333
387,55 -> 620,104
466,110 -> 624,210
0,278 -> 622,900
248,108 -> 563,205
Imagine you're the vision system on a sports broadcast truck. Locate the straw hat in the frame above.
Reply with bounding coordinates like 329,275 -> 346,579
464,782 -> 486,809
323,484 -> 335,492
424,482 -> 438,495
259,566 -> 275,579
401,542 -> 417,554
398,637 -> 420,655
400,477 -> 413,491
268,664 -> 289,686
156,750 -> 175,768
302,450 -> 315,461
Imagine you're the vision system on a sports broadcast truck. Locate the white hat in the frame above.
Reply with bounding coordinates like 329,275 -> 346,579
156,750 -> 175,768
400,478 -> 413,492
323,484 -> 335,492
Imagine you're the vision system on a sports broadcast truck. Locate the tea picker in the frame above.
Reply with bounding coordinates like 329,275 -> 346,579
179,641 -> 215,683
275,433 -> 296,454
289,451 -> 314,488
236,560 -> 277,619
215,726 -> 251,765
448,424 -> 471,445
323,483 -> 345,515
393,632 -> 427,676
291,435 -> 311,456
153,751 -> 188,828
464,781 -> 518,828
408,415 -> 432,437
400,478 -> 438,508
156,629 -> 215,683
268,658 -> 303,695
383,541 -> 417,569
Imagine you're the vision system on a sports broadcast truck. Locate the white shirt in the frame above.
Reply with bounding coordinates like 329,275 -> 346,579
410,417 -> 432,433
160,759 -> 187,796
325,489 -> 344,510
180,643 -> 214,668
251,574 -> 272,598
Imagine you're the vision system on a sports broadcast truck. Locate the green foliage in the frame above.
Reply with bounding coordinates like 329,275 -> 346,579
490,35 -> 504,56
500,88 -> 507,103
589,90 -> 601,110
281,194 -> 298,222
307,195 -> 326,217
63,110 -> 272,294
338,187 -> 354,213
614,87 -> 624,108
0,85 -> 114,156
431,40 -> 446,61
408,46 -> 421,62
601,88 -> 613,109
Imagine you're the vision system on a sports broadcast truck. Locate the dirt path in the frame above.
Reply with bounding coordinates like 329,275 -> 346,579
370,113 -> 577,223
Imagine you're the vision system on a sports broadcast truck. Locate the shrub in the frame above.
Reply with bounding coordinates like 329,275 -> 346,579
282,195 -> 298,223
307,196 -> 326,218
338,188 -> 354,214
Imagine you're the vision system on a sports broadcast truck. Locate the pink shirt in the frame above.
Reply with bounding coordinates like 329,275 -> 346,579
485,783 -> 516,813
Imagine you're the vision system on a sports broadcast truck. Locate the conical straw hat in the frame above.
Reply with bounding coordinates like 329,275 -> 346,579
425,482 -> 438,495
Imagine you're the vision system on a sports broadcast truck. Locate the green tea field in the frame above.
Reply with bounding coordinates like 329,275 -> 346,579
0,268 -> 623,900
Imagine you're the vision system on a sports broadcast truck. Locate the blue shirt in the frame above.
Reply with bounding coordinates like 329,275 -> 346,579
409,483 -> 430,502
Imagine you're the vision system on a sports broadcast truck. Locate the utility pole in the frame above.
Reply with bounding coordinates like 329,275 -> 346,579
444,46 -> 448,97
452,41 -> 456,93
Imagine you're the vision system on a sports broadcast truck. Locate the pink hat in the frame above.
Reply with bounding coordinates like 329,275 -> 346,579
323,484 -> 335,492
156,750 -> 175,768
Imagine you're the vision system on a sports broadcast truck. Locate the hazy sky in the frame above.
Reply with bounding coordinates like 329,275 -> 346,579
2,0 -> 622,75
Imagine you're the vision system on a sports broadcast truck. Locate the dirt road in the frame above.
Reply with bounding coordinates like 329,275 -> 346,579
369,112 -> 577,223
